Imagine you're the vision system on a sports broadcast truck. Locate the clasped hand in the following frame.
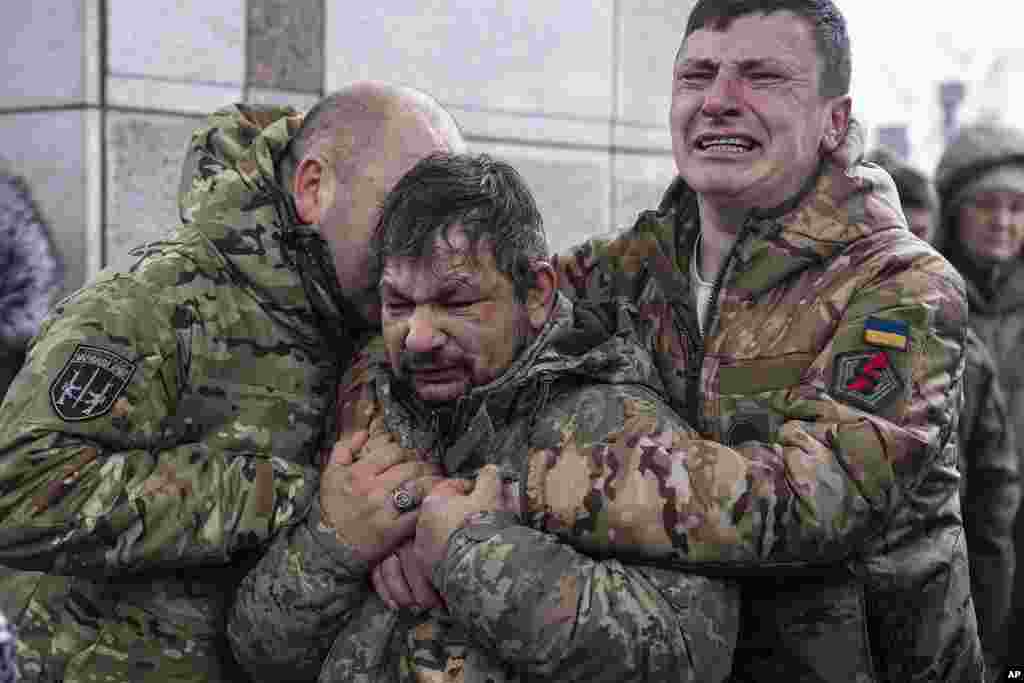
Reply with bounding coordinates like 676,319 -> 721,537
320,431 -> 517,612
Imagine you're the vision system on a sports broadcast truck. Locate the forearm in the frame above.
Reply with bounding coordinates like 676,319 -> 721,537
229,500 -> 373,682
435,512 -> 738,683
0,430 -> 315,574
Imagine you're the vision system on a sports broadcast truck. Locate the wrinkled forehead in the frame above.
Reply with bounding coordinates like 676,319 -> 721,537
380,226 -> 494,290
676,11 -> 819,71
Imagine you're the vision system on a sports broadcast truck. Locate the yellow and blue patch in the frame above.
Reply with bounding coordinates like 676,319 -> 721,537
863,316 -> 909,351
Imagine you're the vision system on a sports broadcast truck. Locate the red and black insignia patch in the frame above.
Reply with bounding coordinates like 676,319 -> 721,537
831,349 -> 904,413
49,345 -> 137,422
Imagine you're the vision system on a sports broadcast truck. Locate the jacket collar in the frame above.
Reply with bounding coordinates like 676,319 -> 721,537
660,157 -> 908,299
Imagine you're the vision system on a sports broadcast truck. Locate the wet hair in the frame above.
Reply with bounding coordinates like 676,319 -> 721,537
868,148 -> 937,211
683,0 -> 851,98
373,152 -> 548,302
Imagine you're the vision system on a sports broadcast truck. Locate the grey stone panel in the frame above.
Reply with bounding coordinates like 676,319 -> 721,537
0,112 -> 87,294
105,113 -> 200,273
246,88 -> 321,112
325,1 -> 614,123
247,0 -> 323,93
108,0 -> 245,85
617,0 -> 695,126
472,141 -> 611,255
1,2 -> 85,108
612,151 -> 677,232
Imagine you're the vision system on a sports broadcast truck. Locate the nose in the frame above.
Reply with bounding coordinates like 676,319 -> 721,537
405,307 -> 446,354
992,206 -> 1015,229
702,71 -> 742,118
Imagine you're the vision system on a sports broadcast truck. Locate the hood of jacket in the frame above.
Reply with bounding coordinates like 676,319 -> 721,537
373,292 -> 667,474
176,103 -> 365,358
933,123 -> 1024,313
654,155 -> 909,301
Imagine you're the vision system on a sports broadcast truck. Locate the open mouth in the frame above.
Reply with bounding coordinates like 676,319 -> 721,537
695,134 -> 759,153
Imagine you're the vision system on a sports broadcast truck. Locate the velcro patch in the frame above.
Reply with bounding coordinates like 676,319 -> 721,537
863,316 -> 909,351
49,345 -> 137,422
831,350 -> 904,413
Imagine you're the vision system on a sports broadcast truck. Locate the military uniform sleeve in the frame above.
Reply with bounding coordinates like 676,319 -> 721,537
434,384 -> 739,683
227,499 -> 373,682
541,236 -> 967,570
0,277 -> 316,574
961,333 -> 1020,656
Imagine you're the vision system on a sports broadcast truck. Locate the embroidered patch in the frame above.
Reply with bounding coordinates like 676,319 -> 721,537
831,350 -> 904,413
49,345 -> 137,422
863,316 -> 909,351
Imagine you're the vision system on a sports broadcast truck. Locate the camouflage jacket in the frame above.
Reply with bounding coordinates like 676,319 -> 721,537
228,294 -> 740,683
959,327 -> 1019,662
548,160 -> 983,681
0,105 -> 350,682
0,170 -> 63,401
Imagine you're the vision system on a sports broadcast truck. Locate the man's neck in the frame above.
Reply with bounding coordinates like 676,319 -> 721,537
696,196 -> 749,282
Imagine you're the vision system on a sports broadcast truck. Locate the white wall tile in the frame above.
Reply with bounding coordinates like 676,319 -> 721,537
617,0 -> 694,126
108,0 -> 245,85
105,113 -> 199,273
612,152 -> 677,231
1,2 -> 86,108
0,112 -> 88,293
471,142 -> 611,255
450,106 -> 610,150
107,76 -> 244,116
325,1 -> 615,124
245,87 -> 321,112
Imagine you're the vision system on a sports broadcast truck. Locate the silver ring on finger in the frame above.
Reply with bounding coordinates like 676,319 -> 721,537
391,484 -> 419,514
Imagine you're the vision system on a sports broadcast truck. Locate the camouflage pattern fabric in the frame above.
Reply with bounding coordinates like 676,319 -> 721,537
229,294 -> 741,683
0,104 -> 347,682
546,160 -> 983,681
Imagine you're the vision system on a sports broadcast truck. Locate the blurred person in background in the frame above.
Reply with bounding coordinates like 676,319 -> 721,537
872,145 -> 1019,678
936,123 -> 1024,679
0,162 -> 63,402
0,610 -> 16,683
867,146 -> 939,241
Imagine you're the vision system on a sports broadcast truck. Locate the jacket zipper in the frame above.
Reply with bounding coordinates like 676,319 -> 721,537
685,216 -> 757,432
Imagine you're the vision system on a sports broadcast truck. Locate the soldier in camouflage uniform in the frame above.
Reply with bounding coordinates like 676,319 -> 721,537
935,122 -> 1024,680
228,152 -> 741,682
0,82 -> 463,682
543,1 -> 981,680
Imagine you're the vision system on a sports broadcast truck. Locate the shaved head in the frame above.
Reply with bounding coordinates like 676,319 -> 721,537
285,81 -> 466,325
283,81 -> 465,189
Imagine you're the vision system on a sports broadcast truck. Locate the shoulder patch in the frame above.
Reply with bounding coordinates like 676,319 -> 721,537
863,316 -> 909,351
831,349 -> 904,413
49,345 -> 137,421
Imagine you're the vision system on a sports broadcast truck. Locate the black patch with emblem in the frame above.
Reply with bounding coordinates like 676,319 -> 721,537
831,349 -> 904,413
49,345 -> 137,422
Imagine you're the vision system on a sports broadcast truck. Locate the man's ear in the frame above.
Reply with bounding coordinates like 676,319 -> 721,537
821,95 -> 853,154
526,262 -> 557,331
292,156 -> 336,224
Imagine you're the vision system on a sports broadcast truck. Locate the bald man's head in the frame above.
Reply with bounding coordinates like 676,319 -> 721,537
286,82 -> 466,326
282,81 -> 464,192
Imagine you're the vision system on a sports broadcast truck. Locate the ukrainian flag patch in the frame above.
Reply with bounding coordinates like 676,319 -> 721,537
864,316 -> 909,351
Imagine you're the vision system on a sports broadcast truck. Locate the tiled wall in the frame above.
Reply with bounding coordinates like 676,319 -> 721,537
1,1 -> 692,293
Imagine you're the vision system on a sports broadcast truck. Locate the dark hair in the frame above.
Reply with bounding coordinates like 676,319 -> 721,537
867,148 -> 936,211
373,152 -> 548,302
683,0 -> 851,97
